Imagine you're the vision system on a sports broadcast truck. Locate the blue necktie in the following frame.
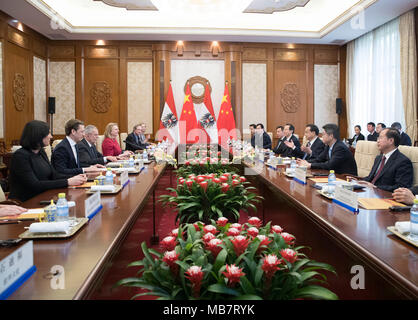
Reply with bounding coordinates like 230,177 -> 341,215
328,146 -> 332,160
303,141 -> 311,160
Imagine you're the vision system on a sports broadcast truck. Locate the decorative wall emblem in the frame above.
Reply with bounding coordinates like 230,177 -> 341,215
90,81 -> 112,113
281,83 -> 300,113
244,0 -> 310,14
13,73 -> 25,112
94,0 -> 158,11
184,76 -> 211,104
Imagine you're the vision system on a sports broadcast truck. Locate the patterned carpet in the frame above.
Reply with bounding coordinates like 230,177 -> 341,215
90,171 -> 254,300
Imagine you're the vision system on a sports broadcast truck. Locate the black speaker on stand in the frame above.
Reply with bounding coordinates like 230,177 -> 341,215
48,97 -> 56,135
336,98 -> 343,115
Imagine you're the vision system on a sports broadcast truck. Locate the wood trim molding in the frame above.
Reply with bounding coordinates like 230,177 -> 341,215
274,49 -> 306,61
127,46 -> 152,58
7,26 -> 30,49
86,46 -> 119,58
49,45 -> 75,58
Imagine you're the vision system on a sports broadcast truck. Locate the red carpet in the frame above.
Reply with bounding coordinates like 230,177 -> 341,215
90,170 -> 255,300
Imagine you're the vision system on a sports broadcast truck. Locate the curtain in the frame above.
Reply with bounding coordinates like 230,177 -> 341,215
399,10 -> 417,144
346,17 -> 405,138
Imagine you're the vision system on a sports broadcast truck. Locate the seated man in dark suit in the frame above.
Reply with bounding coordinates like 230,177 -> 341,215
391,122 -> 412,146
392,186 -> 418,205
376,122 -> 386,135
366,122 -> 378,141
281,123 -> 301,157
348,125 -> 365,146
125,124 -> 149,152
251,123 -> 272,150
272,125 -> 286,155
297,123 -> 357,175
291,124 -> 325,161
354,128 -> 413,192
78,125 -> 118,167
52,119 -> 104,176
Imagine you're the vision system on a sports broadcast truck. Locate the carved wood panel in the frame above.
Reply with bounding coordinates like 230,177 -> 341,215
127,46 -> 153,58
90,81 -> 112,113
13,73 -> 25,111
49,46 -> 75,58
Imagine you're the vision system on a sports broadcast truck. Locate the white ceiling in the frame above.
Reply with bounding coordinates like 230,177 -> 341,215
0,0 -> 417,44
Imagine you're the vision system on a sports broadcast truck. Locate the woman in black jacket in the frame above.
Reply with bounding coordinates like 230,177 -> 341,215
9,120 -> 86,202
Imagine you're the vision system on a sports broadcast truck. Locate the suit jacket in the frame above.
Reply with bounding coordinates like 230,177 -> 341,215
77,138 -> 105,167
309,140 -> 358,175
400,132 -> 412,146
363,149 -> 413,192
367,131 -> 378,141
410,185 -> 418,195
349,133 -> 365,146
9,148 -> 70,202
51,137 -> 83,175
280,135 -> 301,158
273,137 -> 287,155
292,137 -> 325,161
125,132 -> 148,152
251,132 -> 272,150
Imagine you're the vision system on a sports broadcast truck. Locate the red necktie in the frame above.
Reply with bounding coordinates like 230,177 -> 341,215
371,156 -> 386,184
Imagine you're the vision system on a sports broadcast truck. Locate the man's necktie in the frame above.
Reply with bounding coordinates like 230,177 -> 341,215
371,156 -> 386,184
328,147 -> 332,160
74,144 -> 80,168
303,141 -> 311,160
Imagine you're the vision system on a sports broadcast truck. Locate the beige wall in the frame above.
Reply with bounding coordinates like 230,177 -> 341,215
49,61 -> 75,135
33,56 -> 46,122
127,61 -> 153,134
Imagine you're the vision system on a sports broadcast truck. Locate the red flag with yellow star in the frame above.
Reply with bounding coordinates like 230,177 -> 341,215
179,82 -> 199,144
217,83 -> 237,146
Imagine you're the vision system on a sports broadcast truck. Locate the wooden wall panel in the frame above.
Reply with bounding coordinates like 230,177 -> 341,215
272,61 -> 309,137
4,41 -> 33,145
83,59 -> 120,134
7,26 -> 30,49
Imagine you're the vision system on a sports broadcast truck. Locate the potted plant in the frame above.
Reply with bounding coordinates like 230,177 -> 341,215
117,217 -> 338,300
176,157 -> 238,178
160,172 -> 262,224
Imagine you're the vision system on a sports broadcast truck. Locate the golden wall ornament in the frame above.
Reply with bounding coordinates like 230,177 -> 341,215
90,81 -> 112,113
281,83 -> 300,113
184,76 -> 211,104
13,73 -> 25,112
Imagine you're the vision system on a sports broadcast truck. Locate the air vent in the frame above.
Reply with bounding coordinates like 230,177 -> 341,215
47,33 -> 67,40
330,39 -> 346,45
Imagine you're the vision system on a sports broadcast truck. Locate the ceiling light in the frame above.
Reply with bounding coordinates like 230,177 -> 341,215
96,40 -> 106,45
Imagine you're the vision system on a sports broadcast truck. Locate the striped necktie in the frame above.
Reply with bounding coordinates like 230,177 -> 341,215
302,141 -> 311,160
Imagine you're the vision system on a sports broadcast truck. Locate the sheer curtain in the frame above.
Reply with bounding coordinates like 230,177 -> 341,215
346,17 -> 405,138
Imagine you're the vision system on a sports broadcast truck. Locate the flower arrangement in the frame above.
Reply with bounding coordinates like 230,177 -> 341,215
160,172 -> 262,224
117,217 -> 338,300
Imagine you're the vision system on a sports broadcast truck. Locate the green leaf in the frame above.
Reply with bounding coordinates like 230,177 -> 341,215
294,285 -> 338,300
233,294 -> 263,300
213,249 -> 228,274
208,284 -> 240,296
239,276 -> 255,295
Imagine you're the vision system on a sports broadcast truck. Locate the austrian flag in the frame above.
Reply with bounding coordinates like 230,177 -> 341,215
158,82 -> 179,145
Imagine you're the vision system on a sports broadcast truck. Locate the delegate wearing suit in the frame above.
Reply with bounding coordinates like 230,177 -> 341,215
292,137 -> 325,161
125,132 -> 148,152
77,138 -> 106,167
281,134 -> 301,158
52,137 -> 84,175
367,131 -> 378,141
251,131 -> 272,150
363,149 -> 413,192
400,131 -> 412,146
273,137 -> 287,155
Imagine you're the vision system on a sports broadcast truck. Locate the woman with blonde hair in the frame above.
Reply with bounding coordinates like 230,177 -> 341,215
102,123 -> 133,158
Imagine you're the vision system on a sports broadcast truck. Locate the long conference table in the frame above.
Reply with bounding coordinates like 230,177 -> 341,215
0,157 -> 417,300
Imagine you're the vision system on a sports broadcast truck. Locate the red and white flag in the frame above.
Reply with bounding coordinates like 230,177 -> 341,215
195,83 -> 218,144
157,82 -> 179,144
217,83 -> 237,147
179,82 -> 199,144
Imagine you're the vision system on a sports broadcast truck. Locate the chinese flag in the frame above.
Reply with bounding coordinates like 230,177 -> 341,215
179,82 -> 199,144
217,83 -> 237,147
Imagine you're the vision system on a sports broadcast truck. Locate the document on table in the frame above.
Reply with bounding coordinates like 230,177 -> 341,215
358,198 -> 406,210
0,208 -> 45,220
309,177 -> 346,183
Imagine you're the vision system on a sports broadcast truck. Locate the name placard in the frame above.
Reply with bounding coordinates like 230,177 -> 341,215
85,191 -> 103,220
294,167 -> 307,185
0,241 -> 36,300
333,186 -> 359,212
120,170 -> 129,188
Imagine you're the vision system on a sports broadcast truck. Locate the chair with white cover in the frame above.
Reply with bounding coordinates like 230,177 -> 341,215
51,139 -> 62,150
398,145 -> 418,186
354,141 -> 380,177
96,135 -> 105,154
44,145 -> 52,162
120,132 -> 128,150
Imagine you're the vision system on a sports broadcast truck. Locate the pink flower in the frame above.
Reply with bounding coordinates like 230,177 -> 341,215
256,235 -> 272,249
203,225 -> 218,234
280,249 -> 297,264
206,238 -> 223,258
185,266 -> 204,298
193,222 -> 202,231
171,228 -> 179,237
230,235 -> 250,256
230,223 -> 242,230
227,227 -> 240,237
162,250 -> 179,266
261,254 -> 281,279
202,232 -> 216,243
248,217 -> 262,228
281,232 -> 295,245
216,217 -> 228,227
222,264 -> 245,287
271,225 -> 283,234
160,236 -> 177,251
247,227 -> 259,238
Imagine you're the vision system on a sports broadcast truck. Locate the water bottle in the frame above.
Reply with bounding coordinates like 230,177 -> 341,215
143,149 -> 148,161
409,197 -> 418,241
290,157 -> 297,173
56,193 -> 69,222
328,170 -> 336,195
129,155 -> 134,167
105,167 -> 114,185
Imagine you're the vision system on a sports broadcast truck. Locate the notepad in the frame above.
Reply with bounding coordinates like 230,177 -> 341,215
358,198 -> 406,210
71,182 -> 96,188
309,177 -> 345,183
0,209 -> 46,221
